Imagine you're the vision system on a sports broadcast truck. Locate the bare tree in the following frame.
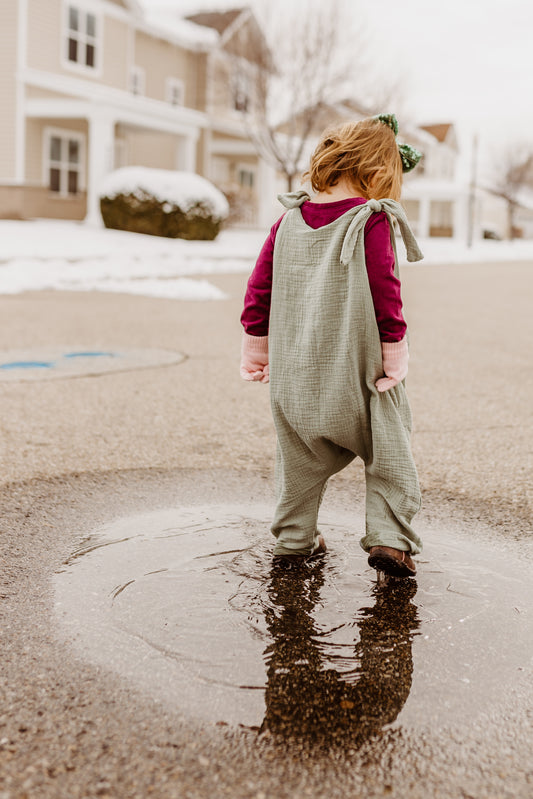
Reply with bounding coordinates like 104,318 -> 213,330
229,0 -> 397,191
489,145 -> 533,239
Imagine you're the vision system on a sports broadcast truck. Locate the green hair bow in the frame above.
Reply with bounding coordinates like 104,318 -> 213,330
374,113 -> 422,173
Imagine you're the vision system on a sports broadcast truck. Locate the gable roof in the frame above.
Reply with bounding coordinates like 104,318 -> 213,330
113,0 -> 143,14
275,99 -> 370,139
187,7 -> 272,68
420,123 -> 454,143
186,9 -> 244,35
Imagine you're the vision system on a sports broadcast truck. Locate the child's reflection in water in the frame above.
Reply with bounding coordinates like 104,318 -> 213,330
261,561 -> 419,748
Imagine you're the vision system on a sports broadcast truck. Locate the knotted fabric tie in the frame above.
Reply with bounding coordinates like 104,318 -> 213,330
340,198 -> 423,265
276,192 -> 423,265
277,190 -> 310,209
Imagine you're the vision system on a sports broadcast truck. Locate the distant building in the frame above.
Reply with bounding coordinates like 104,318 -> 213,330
477,184 -> 533,241
277,105 -> 469,240
402,123 -> 469,240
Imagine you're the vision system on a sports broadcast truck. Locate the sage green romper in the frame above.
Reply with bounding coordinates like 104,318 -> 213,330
269,192 -> 424,558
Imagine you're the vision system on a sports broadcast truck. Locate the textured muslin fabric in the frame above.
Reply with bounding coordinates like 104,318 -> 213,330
268,191 -> 423,557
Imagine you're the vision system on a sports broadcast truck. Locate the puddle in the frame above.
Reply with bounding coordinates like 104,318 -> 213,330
0,347 -> 185,381
54,505 -> 533,745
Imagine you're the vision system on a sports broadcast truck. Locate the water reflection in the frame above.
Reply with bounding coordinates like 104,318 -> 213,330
261,561 -> 420,748
53,507 -> 533,732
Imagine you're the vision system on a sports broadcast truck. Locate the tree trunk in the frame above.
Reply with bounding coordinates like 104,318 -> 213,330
507,201 -> 517,240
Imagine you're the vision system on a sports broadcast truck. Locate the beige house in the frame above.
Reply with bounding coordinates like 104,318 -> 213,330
1,0 -> 271,224
402,123 -> 469,240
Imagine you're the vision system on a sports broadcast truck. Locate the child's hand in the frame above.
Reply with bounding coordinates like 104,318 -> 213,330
376,337 -> 408,392
240,332 -> 269,383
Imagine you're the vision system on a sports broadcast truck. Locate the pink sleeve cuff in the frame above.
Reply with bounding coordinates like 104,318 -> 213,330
381,336 -> 408,363
376,335 -> 409,392
240,332 -> 269,383
242,332 -> 268,355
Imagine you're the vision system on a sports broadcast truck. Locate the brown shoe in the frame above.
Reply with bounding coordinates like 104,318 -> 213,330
368,546 -> 416,578
273,534 -> 327,565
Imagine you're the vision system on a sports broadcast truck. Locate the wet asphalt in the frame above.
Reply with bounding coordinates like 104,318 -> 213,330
1,260 -> 533,798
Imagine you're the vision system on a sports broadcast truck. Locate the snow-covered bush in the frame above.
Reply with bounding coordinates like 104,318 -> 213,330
99,167 -> 229,240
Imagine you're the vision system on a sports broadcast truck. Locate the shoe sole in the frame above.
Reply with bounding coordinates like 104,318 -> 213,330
368,552 -> 416,578
273,538 -> 327,566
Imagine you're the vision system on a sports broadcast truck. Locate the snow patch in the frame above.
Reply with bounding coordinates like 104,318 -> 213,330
0,258 -> 227,300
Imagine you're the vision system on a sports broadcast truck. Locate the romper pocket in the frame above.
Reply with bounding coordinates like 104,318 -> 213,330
379,382 -> 412,433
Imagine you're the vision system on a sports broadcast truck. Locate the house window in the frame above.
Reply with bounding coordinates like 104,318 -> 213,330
233,71 -> 250,113
130,66 -> 145,96
66,5 -> 98,69
166,78 -> 185,107
45,131 -> 84,196
429,200 -> 454,237
238,167 -> 255,188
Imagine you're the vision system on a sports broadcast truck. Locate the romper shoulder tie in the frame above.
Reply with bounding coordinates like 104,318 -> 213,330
277,190 -> 310,209
276,192 -> 423,265
340,198 -> 423,265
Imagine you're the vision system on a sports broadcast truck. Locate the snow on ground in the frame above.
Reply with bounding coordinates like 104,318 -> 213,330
0,220 -> 262,300
0,219 -> 532,300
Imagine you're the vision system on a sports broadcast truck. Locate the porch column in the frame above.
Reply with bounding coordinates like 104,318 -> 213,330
257,157 -> 277,229
85,110 -> 116,225
418,195 -> 431,238
176,132 -> 198,172
453,191 -> 469,242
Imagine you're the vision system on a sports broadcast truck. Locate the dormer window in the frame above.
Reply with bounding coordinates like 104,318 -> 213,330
233,71 -> 250,114
66,4 -> 98,70
166,78 -> 185,107
130,66 -> 145,96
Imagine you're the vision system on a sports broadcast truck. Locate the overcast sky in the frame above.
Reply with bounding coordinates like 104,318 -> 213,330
148,0 -> 533,175
364,0 -> 533,161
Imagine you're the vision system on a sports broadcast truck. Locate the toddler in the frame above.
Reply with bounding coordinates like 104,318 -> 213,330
240,115 -> 423,578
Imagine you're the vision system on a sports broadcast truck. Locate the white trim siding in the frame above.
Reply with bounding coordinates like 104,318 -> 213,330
23,66 -> 207,129
15,0 -> 29,183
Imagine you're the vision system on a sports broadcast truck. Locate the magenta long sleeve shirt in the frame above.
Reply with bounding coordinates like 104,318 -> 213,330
241,197 -> 407,343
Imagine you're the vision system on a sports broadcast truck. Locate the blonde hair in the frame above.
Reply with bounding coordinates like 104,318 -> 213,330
304,117 -> 403,201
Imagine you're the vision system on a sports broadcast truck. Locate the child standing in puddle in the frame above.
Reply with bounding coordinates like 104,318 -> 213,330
240,115 -> 423,578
